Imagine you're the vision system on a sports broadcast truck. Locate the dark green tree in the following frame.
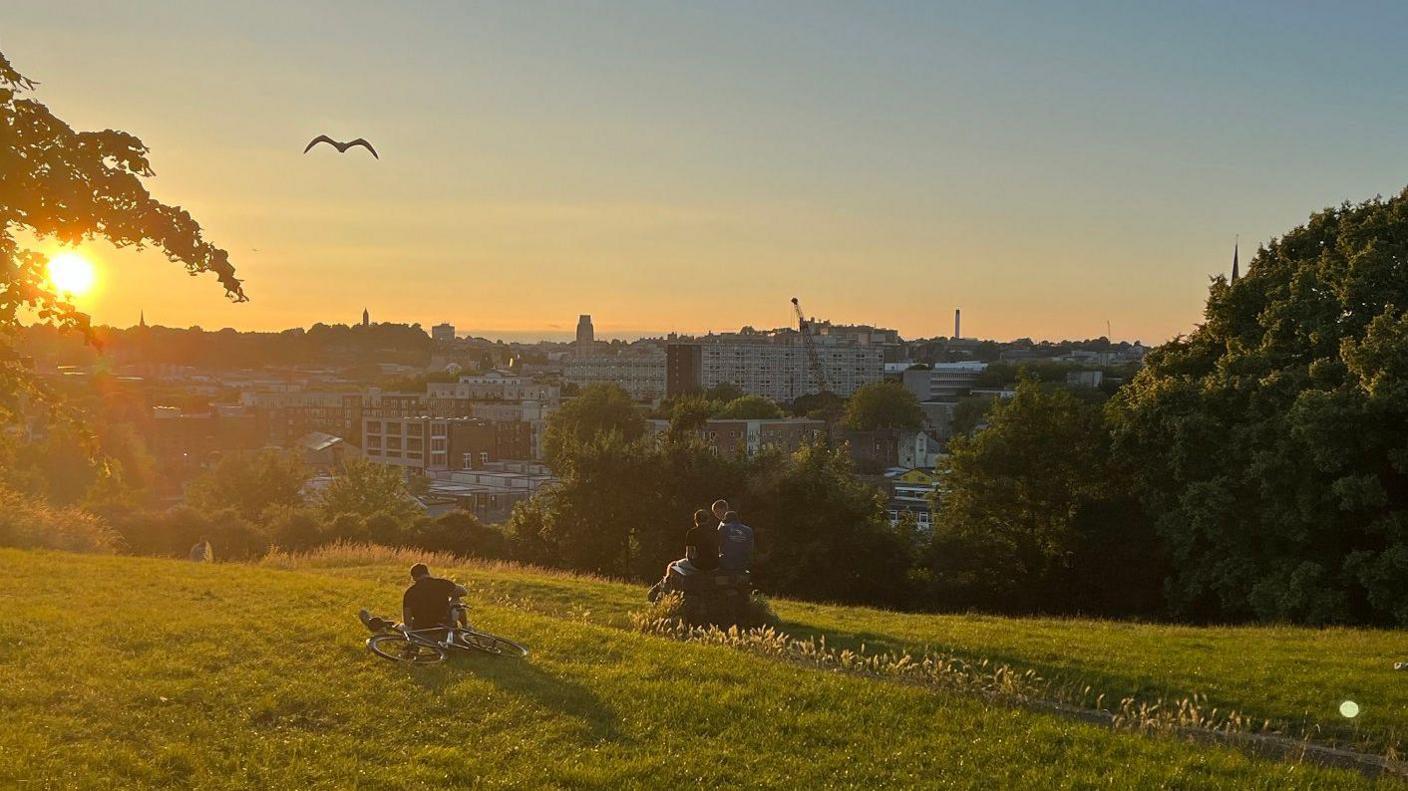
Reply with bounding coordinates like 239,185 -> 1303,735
665,394 -> 721,434
413,510 -> 510,558
926,377 -> 1159,614
1109,189 -> 1408,625
317,458 -> 420,527
715,394 -> 783,420
543,384 -> 647,467
844,382 -> 924,431
949,394 -> 995,438
506,433 -> 917,606
186,450 -> 309,521
788,390 -> 846,421
744,442 -> 919,607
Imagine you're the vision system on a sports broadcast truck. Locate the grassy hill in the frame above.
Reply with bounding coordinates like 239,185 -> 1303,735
2,546 -> 1404,789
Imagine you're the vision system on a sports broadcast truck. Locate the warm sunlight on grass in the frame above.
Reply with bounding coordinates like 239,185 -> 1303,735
46,251 -> 97,298
0,549 -> 1380,789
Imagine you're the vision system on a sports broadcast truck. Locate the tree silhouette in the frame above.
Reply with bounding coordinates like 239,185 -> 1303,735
0,51 -> 244,419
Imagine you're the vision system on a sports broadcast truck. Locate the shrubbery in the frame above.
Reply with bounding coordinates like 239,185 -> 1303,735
0,486 -> 118,554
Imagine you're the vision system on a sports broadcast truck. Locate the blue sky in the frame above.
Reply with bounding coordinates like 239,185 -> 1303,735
9,1 -> 1408,341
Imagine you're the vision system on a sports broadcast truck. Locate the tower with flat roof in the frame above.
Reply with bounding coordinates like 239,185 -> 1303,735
576,314 -> 595,355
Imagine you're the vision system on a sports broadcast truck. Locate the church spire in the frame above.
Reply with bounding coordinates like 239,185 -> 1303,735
1231,236 -> 1240,283
362,307 -> 370,327
139,309 -> 147,329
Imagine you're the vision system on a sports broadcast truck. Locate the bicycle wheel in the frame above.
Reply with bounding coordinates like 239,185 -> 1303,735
367,633 -> 446,665
452,628 -> 529,658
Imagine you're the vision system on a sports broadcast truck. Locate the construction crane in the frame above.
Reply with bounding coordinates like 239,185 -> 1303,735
791,297 -> 831,395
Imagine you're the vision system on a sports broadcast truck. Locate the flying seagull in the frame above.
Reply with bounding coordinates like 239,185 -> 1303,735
303,135 -> 379,159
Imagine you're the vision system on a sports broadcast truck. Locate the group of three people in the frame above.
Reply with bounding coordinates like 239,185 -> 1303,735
668,498 -> 753,579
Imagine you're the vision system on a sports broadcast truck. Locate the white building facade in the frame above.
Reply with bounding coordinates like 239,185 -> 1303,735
563,351 -> 667,401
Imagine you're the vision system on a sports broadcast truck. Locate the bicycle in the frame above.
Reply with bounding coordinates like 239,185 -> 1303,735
366,597 -> 529,665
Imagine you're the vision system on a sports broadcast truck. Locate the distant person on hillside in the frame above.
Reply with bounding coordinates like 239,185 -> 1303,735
188,538 -> 213,563
718,511 -> 754,574
359,563 -> 467,634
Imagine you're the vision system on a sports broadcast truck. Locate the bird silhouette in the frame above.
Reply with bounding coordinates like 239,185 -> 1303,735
303,135 -> 379,159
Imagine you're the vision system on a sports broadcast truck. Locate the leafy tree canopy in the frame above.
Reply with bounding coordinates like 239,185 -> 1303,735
317,458 -> 419,525
715,394 -> 784,420
1109,188 -> 1408,625
543,384 -> 647,467
1,51 -> 242,420
844,382 -> 924,431
927,376 -> 1159,614
186,450 -> 310,522
665,394 -> 721,434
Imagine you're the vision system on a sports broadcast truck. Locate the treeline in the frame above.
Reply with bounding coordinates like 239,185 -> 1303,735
0,437 -> 508,561
512,380 -> 1160,616
17,322 -> 431,369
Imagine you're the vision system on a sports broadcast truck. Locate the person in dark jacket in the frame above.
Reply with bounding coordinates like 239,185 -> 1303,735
647,509 -> 721,601
359,563 -> 466,634
682,509 -> 719,573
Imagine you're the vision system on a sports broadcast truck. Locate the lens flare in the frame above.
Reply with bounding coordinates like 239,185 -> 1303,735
1339,700 -> 1360,718
46,252 -> 97,297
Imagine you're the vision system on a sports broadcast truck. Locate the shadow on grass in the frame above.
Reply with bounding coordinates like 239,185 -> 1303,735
410,653 -> 618,741
772,621 -> 1169,700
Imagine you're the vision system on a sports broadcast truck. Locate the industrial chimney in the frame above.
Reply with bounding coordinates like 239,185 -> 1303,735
954,308 -> 961,340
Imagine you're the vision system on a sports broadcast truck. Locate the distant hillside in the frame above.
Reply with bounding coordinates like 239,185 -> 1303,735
0,547 -> 1399,789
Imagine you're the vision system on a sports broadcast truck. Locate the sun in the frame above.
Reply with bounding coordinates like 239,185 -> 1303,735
47,251 -> 97,297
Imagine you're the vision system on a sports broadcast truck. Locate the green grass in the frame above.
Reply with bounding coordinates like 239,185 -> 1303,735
0,548 -> 1402,789
307,553 -> 1408,756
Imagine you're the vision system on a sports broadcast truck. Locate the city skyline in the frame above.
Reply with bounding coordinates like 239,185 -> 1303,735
95,307 -> 1146,346
12,2 -> 1408,343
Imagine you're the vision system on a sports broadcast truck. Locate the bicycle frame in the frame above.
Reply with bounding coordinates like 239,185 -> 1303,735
400,600 -> 473,650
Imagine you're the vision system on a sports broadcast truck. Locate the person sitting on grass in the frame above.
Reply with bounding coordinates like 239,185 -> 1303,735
360,563 -> 467,635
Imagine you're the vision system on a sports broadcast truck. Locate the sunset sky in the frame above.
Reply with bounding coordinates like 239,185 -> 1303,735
10,1 -> 1408,342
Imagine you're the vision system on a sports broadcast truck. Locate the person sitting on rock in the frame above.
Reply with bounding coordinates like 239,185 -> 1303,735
648,509 -> 719,601
680,508 -> 720,575
718,510 -> 754,574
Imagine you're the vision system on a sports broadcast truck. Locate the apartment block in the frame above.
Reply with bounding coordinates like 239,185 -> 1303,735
564,350 -> 667,401
363,415 -> 532,473
666,340 -> 882,402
